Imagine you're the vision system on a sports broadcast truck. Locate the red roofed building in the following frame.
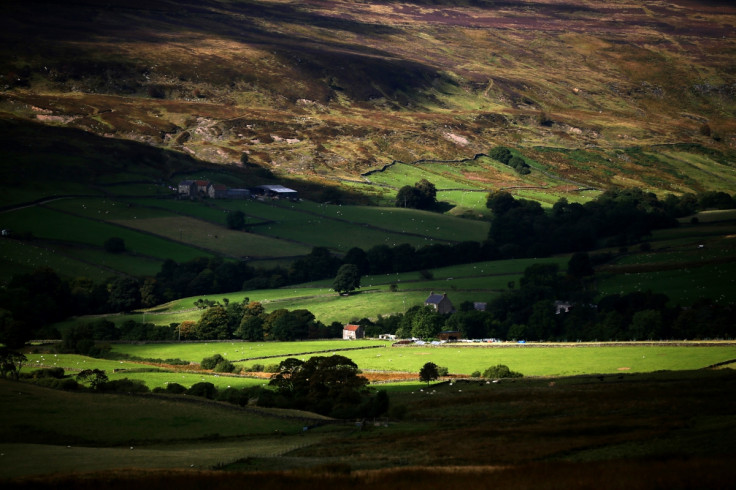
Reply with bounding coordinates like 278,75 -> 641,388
343,324 -> 365,340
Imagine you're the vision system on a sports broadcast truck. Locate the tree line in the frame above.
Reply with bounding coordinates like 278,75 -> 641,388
1,188 -> 733,348
349,257 -> 735,342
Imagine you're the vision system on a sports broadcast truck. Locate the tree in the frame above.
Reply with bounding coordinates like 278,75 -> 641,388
269,355 -> 369,416
482,364 -> 523,379
414,179 -> 437,209
395,185 -> 423,209
488,146 -> 513,164
0,348 -> 27,380
419,361 -> 439,386
333,264 -> 361,295
395,180 -> 437,210
76,369 -> 109,390
195,305 -> 230,339
410,307 -> 444,339
567,252 -> 594,279
226,210 -> 246,230
107,277 -> 141,313
486,190 -> 518,216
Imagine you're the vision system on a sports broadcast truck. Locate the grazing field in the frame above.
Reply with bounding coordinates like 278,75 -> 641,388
113,215 -> 310,259
0,379 -> 340,479
228,343 -> 736,378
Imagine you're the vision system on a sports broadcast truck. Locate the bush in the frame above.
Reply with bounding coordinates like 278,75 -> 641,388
32,377 -> 79,390
217,387 -> 249,406
99,378 -> 150,393
214,360 -> 235,373
165,382 -> 187,394
264,364 -> 280,373
437,366 -> 449,376
482,364 -> 523,379
471,370 -> 481,378
201,354 -> 225,370
187,382 -> 217,399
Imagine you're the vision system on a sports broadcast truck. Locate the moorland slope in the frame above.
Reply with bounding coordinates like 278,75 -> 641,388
1,0 -> 735,193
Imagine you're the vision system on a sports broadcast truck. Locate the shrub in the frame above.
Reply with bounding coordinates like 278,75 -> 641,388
264,364 -> 280,373
32,377 -> 79,390
471,370 -> 482,378
201,354 -> 225,370
165,382 -> 187,394
213,360 -> 235,373
99,378 -> 150,393
187,382 -> 217,399
217,387 -> 249,406
247,363 -> 265,372
482,364 -> 523,379
437,366 -> 449,376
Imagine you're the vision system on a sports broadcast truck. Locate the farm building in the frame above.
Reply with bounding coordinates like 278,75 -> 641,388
425,292 -> 455,314
438,330 -> 462,341
195,180 -> 211,195
343,324 -> 365,340
253,184 -> 299,200
207,183 -> 228,199
178,180 -> 196,197
226,188 -> 252,199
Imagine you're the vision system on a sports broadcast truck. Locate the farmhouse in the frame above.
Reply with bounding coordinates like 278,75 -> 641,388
425,292 -> 455,314
178,180 -> 196,197
195,180 -> 211,195
343,324 -> 365,340
207,183 -> 228,199
253,184 -> 299,200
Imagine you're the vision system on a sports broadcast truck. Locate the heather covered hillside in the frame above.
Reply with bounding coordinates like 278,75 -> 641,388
0,0 -> 734,193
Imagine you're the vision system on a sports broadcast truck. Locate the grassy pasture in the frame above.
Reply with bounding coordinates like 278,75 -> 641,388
0,238 -> 115,283
132,198 -> 234,224
275,201 -> 491,243
597,262 -> 736,305
113,216 -> 310,259
108,339 -> 388,363
241,343 -> 736,378
0,206 -> 210,263
86,341 -> 736,379
0,379 -> 338,479
596,220 -> 736,304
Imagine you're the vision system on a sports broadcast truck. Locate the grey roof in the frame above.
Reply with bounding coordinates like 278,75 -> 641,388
425,293 -> 446,304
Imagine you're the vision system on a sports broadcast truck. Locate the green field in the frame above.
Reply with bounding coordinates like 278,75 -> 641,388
88,341 -> 736,379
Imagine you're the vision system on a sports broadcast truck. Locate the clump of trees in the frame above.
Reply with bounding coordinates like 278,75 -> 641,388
482,364 -> 523,379
266,355 -> 387,418
200,354 -> 236,373
395,179 -> 437,210
488,147 -> 530,174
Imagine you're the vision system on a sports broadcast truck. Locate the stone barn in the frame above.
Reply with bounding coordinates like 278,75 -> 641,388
343,324 -> 365,340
